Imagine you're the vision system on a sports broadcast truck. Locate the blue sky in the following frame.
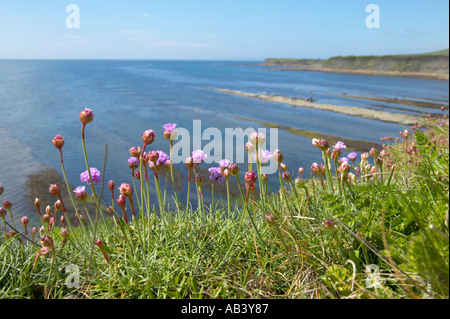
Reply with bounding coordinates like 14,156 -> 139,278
0,0 -> 448,60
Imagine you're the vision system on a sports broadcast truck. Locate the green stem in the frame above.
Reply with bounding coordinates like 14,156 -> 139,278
169,141 -> 181,214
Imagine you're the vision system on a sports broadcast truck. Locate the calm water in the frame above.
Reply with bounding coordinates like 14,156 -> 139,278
0,60 -> 448,226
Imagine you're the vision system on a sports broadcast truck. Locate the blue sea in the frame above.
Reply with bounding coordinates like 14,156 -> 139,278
0,60 -> 448,226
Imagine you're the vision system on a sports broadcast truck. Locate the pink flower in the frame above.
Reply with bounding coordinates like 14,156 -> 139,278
333,141 -> 347,151
163,123 -> 178,140
192,150 -> 207,164
73,186 -> 88,201
80,167 -> 102,185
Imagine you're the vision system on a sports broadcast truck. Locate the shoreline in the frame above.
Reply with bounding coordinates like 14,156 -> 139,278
212,88 -> 420,125
264,66 -> 449,81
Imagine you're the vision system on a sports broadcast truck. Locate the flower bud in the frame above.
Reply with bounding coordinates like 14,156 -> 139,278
370,148 -> 377,158
0,207 -> 6,219
40,235 -> 55,250
229,163 -> 240,176
34,198 -> 41,207
3,200 -> 11,210
0,183 -> 3,196
119,183 -> 133,198
148,151 -> 159,163
244,170 -> 257,184
45,205 -> 52,215
282,171 -> 291,181
39,226 -> 45,235
61,228 -> 70,239
42,214 -> 50,224
261,174 -> 268,183
80,108 -> 94,125
54,200 -> 62,211
52,134 -> 65,149
324,219 -> 335,231
129,146 -> 141,158
108,180 -> 115,192
21,216 -> 29,227
279,163 -> 287,171
31,227 -> 37,236
134,170 -> 140,180
49,184 -> 61,196
245,141 -> 255,153
116,194 -> 126,208
195,174 -> 204,186
361,153 -> 369,161
142,129 -> 156,145
106,206 -> 114,215
185,156 -> 194,169
272,149 -> 283,164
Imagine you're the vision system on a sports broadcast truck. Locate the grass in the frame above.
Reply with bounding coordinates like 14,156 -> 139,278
0,107 -> 448,299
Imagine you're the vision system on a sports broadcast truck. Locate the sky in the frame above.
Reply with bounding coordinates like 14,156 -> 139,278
0,0 -> 448,60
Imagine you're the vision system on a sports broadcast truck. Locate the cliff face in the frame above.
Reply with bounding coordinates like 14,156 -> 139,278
263,52 -> 449,76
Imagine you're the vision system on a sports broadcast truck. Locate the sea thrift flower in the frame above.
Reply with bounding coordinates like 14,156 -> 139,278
192,150 -> 207,164
119,183 -> 133,198
49,184 -> 61,196
229,163 -> 240,176
272,149 -> 283,164
185,156 -> 194,169
80,108 -> 94,125
128,156 -> 140,170
3,200 -> 11,210
311,163 -> 321,176
208,167 -> 225,184
195,174 -> 204,186
163,123 -> 178,140
245,141 -> 256,153
334,141 -> 347,151
73,186 -> 88,201
298,167 -> 304,178
108,180 -> 115,192
347,152 -> 358,163
54,200 -> 62,212
60,228 -> 69,249
129,146 -> 141,158
244,170 -> 257,185
80,167 -> 102,185
156,151 -> 169,167
312,138 -> 329,151
142,129 -> 156,145
52,134 -> 65,149
219,159 -> 230,170
361,153 -> 369,161
324,219 -> 335,231
254,149 -> 272,164
282,172 -> 291,181
31,227 -> 37,241
370,148 -> 377,159
148,150 -> 159,164
249,131 -> 266,145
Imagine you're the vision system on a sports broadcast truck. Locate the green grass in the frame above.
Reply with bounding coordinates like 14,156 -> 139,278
0,109 -> 448,299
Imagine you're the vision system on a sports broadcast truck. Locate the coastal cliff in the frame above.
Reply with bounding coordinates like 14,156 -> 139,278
263,49 -> 449,80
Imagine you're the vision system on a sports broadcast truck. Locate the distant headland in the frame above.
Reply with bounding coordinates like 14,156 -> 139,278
263,49 -> 449,81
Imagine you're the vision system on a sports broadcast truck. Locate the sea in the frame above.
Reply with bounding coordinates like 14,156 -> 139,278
0,59 -> 448,227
